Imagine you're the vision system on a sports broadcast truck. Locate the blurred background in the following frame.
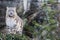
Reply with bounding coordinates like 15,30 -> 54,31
0,0 -> 60,40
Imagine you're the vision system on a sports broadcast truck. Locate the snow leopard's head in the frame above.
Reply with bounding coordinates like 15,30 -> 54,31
6,7 -> 17,17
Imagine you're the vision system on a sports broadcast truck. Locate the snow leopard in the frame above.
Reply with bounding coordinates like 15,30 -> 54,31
6,7 -> 23,34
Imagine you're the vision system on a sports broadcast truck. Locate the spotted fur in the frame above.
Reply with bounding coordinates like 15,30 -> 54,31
6,7 -> 23,34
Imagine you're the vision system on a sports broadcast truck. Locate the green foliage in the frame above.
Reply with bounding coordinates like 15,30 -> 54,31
0,33 -> 29,40
48,0 -> 57,4
23,3 -> 58,40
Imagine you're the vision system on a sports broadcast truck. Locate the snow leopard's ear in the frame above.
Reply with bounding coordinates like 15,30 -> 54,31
6,7 -> 9,12
13,7 -> 16,10
12,7 -> 16,11
6,7 -> 10,11
6,7 -> 9,10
